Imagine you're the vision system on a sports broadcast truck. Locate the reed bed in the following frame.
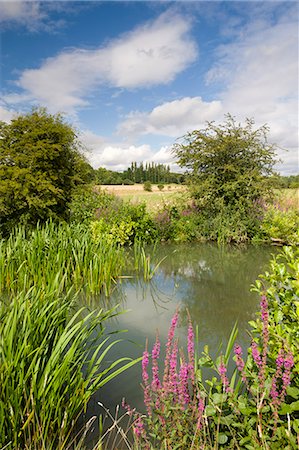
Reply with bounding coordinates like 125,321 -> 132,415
0,222 -> 126,297
0,286 -> 139,449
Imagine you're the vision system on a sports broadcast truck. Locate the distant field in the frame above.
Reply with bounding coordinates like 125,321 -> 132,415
96,185 -> 298,212
97,184 -> 187,211
275,188 -> 299,210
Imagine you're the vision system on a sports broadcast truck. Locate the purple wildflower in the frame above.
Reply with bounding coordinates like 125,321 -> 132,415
168,338 -> 179,396
142,349 -> 151,416
196,395 -> 205,429
259,294 -> 269,387
151,334 -> 161,391
234,344 -> 247,383
133,416 -> 145,439
178,361 -> 190,407
218,357 -> 232,394
187,319 -> 195,385
280,352 -> 294,402
251,341 -> 262,368
163,310 -> 179,386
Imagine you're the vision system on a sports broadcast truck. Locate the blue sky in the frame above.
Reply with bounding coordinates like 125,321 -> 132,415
0,1 -> 298,174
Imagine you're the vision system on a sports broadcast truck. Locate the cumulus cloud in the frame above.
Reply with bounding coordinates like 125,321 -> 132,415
207,12 -> 298,171
0,105 -> 14,123
0,2 -> 66,32
119,97 -> 223,138
7,12 -> 197,113
81,129 -> 176,171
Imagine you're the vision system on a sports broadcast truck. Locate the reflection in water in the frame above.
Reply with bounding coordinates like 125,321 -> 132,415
81,243 -> 277,445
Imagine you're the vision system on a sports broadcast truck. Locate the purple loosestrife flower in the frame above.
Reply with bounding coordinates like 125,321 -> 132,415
142,348 -> 152,416
251,341 -> 262,368
151,334 -> 161,391
196,395 -> 205,430
270,349 -> 285,429
259,294 -> 269,387
280,352 -> 294,402
218,357 -> 232,394
133,416 -> 145,439
168,338 -> 179,397
163,310 -> 179,387
234,344 -> 247,383
187,319 -> 195,385
178,361 -> 190,407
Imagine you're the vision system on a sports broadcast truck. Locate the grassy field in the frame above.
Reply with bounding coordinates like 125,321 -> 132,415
274,188 -> 299,210
98,184 -> 187,211
98,185 -> 298,212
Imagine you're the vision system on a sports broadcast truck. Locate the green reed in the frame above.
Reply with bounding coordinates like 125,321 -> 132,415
0,222 -> 125,297
0,287 -> 140,449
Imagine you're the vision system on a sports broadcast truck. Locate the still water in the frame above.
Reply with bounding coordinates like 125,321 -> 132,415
83,243 -> 276,443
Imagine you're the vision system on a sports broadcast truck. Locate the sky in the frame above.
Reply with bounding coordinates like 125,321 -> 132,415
0,1 -> 298,174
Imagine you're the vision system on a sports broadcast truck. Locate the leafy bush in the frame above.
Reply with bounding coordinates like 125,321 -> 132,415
143,181 -> 152,192
93,200 -> 158,245
260,205 -> 299,245
69,185 -> 114,223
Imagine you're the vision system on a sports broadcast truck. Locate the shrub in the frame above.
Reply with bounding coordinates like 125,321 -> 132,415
157,184 -> 164,191
143,181 -> 152,192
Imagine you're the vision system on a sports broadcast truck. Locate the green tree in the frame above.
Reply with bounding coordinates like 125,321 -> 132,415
0,108 -> 85,232
173,115 -> 277,214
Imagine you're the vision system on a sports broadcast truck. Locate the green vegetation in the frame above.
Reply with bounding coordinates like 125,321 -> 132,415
95,161 -> 184,185
143,180 -> 152,192
0,108 -> 298,448
173,115 -> 278,242
0,108 -> 91,234
128,247 -> 299,449
0,287 -> 139,449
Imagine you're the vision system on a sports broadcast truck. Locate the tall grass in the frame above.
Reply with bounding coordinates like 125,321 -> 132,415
0,222 -> 126,297
0,286 -> 140,449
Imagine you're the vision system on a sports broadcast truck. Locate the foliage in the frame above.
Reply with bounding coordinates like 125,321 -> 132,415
0,108 -> 86,233
260,204 -> 299,245
157,184 -> 164,191
173,115 -> 278,238
251,246 -> 299,390
94,198 -> 158,245
0,221 -> 126,297
69,186 -> 115,224
272,174 -> 299,189
143,181 -> 152,192
0,287 -> 139,449
129,248 -> 298,449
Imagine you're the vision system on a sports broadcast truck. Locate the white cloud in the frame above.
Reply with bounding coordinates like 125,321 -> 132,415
119,96 -> 223,137
0,2 -> 66,32
207,14 -> 298,173
0,105 -> 14,123
7,12 -> 197,113
81,129 -> 176,171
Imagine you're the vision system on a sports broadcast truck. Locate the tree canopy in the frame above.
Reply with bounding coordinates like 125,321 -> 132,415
173,115 -> 278,214
0,108 -> 87,232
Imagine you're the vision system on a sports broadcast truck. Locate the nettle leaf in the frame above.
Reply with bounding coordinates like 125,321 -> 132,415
212,393 -> 227,405
286,386 -> 299,399
217,433 -> 228,444
205,405 -> 216,416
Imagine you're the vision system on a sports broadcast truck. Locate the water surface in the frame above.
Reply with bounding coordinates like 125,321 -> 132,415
82,242 -> 276,443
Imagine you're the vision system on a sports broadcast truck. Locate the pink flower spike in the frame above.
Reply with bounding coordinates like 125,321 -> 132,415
151,334 -> 161,391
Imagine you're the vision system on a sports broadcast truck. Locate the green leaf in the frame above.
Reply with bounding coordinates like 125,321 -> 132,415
205,405 -> 216,417
217,433 -> 228,444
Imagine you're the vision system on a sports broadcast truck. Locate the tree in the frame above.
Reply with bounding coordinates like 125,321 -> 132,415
173,115 -> 277,215
0,108 -> 85,232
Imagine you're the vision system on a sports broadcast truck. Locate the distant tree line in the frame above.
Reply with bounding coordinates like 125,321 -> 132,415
272,174 -> 299,189
95,162 -> 185,185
